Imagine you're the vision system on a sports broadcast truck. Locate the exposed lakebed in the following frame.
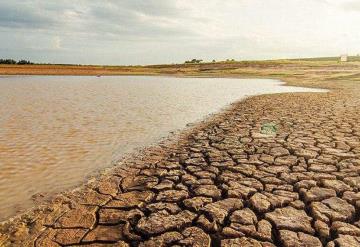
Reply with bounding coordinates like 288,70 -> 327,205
0,76 -> 325,220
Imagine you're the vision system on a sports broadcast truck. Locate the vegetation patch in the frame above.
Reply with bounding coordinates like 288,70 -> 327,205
261,122 -> 278,135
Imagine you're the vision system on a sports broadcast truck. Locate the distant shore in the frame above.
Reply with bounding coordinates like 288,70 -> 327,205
0,64 -> 155,76
0,58 -> 359,80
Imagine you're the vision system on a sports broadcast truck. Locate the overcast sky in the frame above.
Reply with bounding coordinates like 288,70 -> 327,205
0,0 -> 359,65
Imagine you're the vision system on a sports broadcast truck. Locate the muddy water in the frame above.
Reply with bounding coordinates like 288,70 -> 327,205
0,76 -> 325,220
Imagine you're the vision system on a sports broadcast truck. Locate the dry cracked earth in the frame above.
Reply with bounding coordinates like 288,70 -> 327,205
1,80 -> 360,247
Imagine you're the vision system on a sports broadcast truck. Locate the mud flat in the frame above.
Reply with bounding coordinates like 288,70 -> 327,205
1,60 -> 360,246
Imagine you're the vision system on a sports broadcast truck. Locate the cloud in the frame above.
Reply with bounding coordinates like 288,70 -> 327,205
341,1 -> 360,11
0,1 -> 204,40
0,2 -> 55,29
0,0 -> 359,64
53,36 -> 62,50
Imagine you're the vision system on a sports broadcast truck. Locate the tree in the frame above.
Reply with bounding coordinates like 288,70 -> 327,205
185,58 -> 203,64
17,60 -> 33,65
0,58 -> 33,65
0,59 -> 16,64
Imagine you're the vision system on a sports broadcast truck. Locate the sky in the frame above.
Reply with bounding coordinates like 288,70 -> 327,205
0,0 -> 359,65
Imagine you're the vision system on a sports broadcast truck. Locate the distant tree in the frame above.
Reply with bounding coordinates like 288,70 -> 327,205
212,59 -> 216,63
185,58 -> 203,64
0,58 -> 33,65
0,59 -> 16,64
17,60 -> 33,65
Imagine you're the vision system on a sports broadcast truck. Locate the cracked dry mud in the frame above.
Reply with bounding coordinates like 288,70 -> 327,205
1,79 -> 360,247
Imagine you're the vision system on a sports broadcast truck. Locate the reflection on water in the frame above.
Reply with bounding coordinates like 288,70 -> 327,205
0,76 -> 325,220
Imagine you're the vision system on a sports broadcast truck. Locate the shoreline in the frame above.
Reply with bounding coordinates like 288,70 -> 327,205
1,61 -> 360,246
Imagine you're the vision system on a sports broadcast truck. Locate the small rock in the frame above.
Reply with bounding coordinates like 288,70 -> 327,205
54,205 -> 97,228
96,176 -> 121,196
314,220 -> 330,240
105,191 -> 154,208
69,189 -> 112,206
294,180 -> 317,191
344,177 -> 360,190
301,187 -> 336,202
139,231 -> 183,247
321,179 -> 351,194
249,193 -> 271,213
342,191 -> 360,204
179,227 -> 211,247
269,147 -> 289,157
53,228 -> 88,245
331,221 -> 360,236
122,175 -> 159,191
289,200 -> 305,210
193,185 -> 222,199
230,208 -> 257,225
82,225 -> 125,242
136,210 -> 196,235
146,202 -> 181,214
311,197 -> 355,223
98,208 -> 143,224
279,230 -> 322,247
294,149 -> 318,159
221,237 -> 274,247
196,214 -> 218,232
156,190 -> 189,202
183,197 -> 213,211
153,179 -> 175,190
309,163 -> 337,173
202,198 -> 243,224
334,235 -> 360,247
265,206 -> 314,234
274,156 -> 297,166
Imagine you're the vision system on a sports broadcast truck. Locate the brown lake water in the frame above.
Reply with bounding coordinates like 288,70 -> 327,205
0,76 -> 325,220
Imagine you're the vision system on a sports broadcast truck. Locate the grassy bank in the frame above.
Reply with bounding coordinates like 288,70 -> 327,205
1,58 -> 360,88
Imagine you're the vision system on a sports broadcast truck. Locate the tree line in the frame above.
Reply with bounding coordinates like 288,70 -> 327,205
185,58 -> 203,64
184,58 -> 236,64
0,59 -> 34,65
